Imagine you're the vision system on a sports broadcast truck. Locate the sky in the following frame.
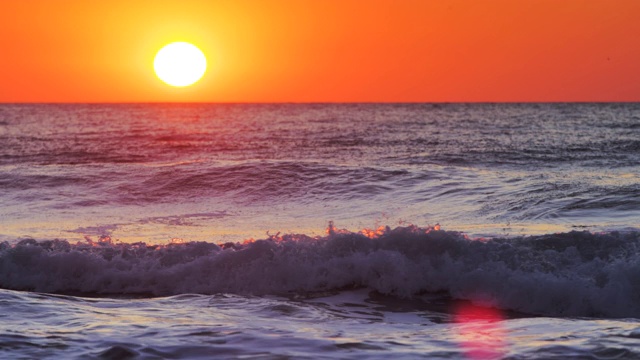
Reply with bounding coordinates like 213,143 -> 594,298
1,0 -> 639,103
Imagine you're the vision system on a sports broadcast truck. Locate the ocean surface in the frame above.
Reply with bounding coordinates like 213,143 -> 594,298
0,103 -> 639,358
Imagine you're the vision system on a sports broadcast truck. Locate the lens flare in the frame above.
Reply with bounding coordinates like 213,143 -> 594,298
453,302 -> 507,359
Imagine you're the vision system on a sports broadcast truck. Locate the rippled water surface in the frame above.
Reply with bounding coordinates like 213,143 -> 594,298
1,103 -> 638,243
0,103 -> 639,358
2,289 -> 640,359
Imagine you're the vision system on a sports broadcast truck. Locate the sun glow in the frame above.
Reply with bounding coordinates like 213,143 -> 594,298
153,42 -> 207,87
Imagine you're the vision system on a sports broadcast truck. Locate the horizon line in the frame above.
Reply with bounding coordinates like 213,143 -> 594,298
1,101 -> 639,105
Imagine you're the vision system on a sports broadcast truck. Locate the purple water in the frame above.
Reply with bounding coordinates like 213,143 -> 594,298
1,103 -> 639,358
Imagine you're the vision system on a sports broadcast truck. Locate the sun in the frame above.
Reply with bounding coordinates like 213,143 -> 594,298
154,42 -> 207,87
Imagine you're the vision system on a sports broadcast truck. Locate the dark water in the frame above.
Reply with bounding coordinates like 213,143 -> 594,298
0,103 -> 639,358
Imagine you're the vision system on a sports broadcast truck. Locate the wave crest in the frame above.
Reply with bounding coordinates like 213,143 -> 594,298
1,226 -> 639,318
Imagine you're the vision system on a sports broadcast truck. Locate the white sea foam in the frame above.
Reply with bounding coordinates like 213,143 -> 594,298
1,225 -> 639,318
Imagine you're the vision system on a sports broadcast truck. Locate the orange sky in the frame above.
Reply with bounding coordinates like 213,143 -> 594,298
1,0 -> 639,102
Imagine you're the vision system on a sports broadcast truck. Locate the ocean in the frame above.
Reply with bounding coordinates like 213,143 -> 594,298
0,103 -> 639,358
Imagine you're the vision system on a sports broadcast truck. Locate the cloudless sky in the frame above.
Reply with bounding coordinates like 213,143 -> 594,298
1,0 -> 639,102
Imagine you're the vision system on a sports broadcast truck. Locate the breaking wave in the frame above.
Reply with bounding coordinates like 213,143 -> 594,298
2,225 -> 639,318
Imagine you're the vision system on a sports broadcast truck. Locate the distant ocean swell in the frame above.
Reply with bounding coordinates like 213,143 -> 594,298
2,225 -> 639,318
3,160 -> 638,222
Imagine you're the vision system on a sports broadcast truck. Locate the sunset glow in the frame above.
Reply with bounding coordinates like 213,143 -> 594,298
1,0 -> 639,102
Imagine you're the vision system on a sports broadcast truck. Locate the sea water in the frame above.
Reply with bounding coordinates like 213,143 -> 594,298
0,103 -> 639,358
